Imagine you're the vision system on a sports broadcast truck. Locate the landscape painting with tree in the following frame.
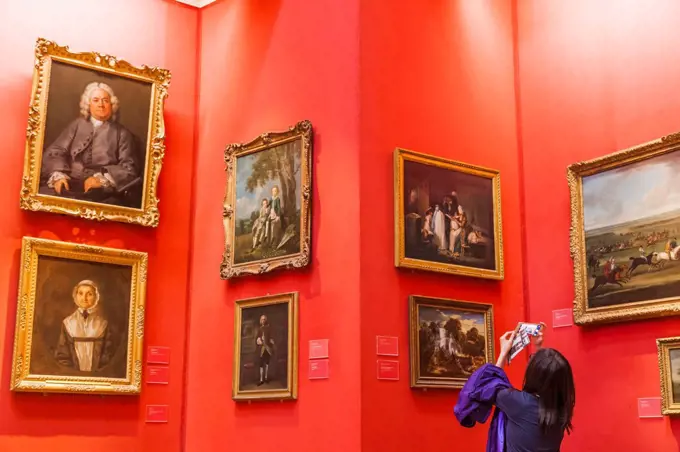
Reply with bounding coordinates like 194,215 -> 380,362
569,134 -> 680,325
409,296 -> 493,389
221,121 -> 312,279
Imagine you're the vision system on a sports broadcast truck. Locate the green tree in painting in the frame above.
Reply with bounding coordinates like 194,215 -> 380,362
245,142 -> 299,225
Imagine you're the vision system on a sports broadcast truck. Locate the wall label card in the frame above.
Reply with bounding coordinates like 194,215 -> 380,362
309,359 -> 330,379
377,359 -> 399,380
552,309 -> 574,328
146,405 -> 169,423
638,398 -> 663,418
147,346 -> 170,364
376,336 -> 399,356
146,366 -> 170,384
309,339 -> 329,359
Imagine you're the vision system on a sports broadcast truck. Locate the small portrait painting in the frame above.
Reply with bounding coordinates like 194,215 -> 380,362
395,148 -> 504,280
409,296 -> 493,389
233,293 -> 298,401
656,336 -> 680,415
11,238 -> 147,395
569,135 -> 680,325
221,121 -> 313,279
21,38 -> 170,227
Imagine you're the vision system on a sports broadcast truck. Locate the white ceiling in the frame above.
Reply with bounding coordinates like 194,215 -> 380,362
176,0 -> 217,8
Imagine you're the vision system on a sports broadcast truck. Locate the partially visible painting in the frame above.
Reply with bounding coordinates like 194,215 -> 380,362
11,237 -> 147,395
233,293 -> 298,401
221,121 -> 313,279
656,336 -> 680,415
394,148 -> 504,280
409,295 -> 494,389
569,133 -> 680,325
20,38 -> 171,227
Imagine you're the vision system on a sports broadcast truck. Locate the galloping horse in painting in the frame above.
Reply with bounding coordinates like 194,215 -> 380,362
590,264 -> 629,295
627,253 -> 655,276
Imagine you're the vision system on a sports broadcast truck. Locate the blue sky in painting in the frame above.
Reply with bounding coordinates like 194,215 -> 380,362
582,150 -> 680,230
234,146 -> 301,221
418,305 -> 486,335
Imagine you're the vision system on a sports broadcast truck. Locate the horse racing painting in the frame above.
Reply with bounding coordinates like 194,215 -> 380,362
569,133 -> 680,325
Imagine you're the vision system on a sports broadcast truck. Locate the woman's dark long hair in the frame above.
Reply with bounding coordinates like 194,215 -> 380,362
522,348 -> 575,434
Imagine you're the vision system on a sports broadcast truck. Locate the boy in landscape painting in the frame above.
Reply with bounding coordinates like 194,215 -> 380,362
234,142 -> 302,265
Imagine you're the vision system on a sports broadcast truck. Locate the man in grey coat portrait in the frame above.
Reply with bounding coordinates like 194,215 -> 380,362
40,81 -> 142,207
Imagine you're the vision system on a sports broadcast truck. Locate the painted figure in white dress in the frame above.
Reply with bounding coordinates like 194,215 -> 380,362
55,280 -> 117,372
431,204 -> 446,250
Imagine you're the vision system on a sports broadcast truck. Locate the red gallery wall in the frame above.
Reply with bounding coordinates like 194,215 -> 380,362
518,0 -> 680,450
184,0 -> 362,451
0,0 -> 198,451
358,0 -> 527,450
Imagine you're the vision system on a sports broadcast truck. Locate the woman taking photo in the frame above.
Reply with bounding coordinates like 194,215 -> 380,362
454,327 -> 575,452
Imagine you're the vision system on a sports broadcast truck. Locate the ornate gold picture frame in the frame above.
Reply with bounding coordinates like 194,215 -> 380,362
20,38 -> 171,227
233,292 -> 299,402
394,148 -> 504,280
11,237 -> 147,395
221,121 -> 313,279
409,295 -> 494,389
568,132 -> 680,325
657,336 -> 680,415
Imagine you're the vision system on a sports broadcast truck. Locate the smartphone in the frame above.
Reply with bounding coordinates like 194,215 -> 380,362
507,322 -> 543,363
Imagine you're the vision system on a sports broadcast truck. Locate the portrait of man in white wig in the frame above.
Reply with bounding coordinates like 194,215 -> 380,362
40,81 -> 141,207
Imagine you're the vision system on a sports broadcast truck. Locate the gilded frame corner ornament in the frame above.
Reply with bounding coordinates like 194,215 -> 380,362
408,295 -> 494,389
10,237 -> 148,395
232,292 -> 299,402
394,148 -> 505,280
20,38 -> 171,227
657,336 -> 680,415
568,131 -> 680,326
220,120 -> 313,280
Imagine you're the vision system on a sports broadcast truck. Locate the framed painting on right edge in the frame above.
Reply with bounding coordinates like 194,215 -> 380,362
409,295 -> 494,389
568,132 -> 680,326
394,148 -> 504,280
657,336 -> 680,415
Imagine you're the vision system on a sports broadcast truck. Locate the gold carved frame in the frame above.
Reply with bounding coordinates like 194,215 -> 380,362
409,295 -> 494,389
11,237 -> 148,395
221,120 -> 313,279
20,38 -> 171,227
568,132 -> 680,325
657,336 -> 680,415
232,292 -> 299,402
394,148 -> 504,280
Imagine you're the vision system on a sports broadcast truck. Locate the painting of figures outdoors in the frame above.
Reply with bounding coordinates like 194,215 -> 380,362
569,137 -> 680,325
656,336 -> 680,415
394,148 -> 504,280
409,296 -> 493,389
232,293 -> 298,401
221,121 -> 312,279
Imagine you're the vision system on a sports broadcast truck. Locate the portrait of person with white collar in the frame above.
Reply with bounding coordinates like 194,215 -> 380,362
54,279 -> 118,373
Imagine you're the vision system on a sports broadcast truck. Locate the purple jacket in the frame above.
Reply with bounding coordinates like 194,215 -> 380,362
454,363 -> 511,452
